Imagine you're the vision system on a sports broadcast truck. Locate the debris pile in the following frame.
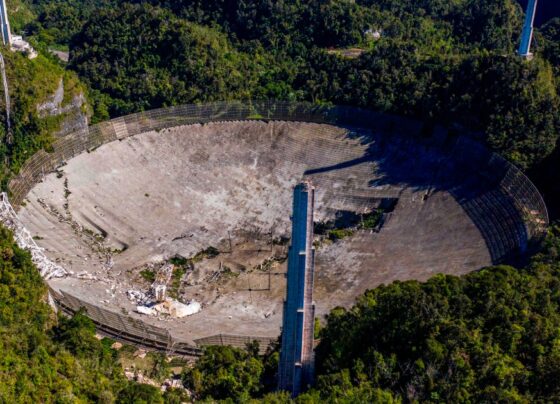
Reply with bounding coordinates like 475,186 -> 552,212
127,261 -> 201,318
126,289 -> 150,305
136,298 -> 201,318
0,193 -> 68,279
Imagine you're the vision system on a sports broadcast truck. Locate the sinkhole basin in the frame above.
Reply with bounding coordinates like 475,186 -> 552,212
11,103 -> 547,346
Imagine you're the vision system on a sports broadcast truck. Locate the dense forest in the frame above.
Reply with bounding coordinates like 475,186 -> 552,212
0,226 -> 189,402
0,0 -> 559,402
15,0 -> 560,202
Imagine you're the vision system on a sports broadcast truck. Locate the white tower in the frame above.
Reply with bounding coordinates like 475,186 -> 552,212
518,0 -> 538,59
0,0 -> 10,46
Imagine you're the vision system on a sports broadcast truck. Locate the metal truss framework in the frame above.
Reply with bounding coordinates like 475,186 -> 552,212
0,192 -> 67,279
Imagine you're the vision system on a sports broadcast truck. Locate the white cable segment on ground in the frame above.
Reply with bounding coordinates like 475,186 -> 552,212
0,192 -> 67,279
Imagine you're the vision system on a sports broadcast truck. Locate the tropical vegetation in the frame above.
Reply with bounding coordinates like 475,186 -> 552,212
0,0 -> 559,402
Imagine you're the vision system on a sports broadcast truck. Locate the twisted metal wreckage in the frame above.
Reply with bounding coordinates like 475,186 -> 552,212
0,191 -> 197,317
0,192 -> 68,279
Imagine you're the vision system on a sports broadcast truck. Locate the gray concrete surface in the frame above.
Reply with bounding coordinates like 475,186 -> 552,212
18,120 -> 492,343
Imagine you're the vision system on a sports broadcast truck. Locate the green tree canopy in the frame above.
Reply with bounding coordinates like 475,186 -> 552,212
0,226 -> 159,402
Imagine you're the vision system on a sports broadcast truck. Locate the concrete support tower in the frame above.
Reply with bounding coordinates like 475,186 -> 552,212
278,182 -> 316,397
518,0 -> 538,59
0,0 -> 10,46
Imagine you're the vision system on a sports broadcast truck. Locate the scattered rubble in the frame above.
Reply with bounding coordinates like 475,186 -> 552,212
127,289 -> 150,305
36,196 -> 116,272
133,349 -> 147,359
111,342 -> 123,350
77,271 -> 97,280
136,305 -> 155,316
124,368 -> 188,393
0,193 -> 67,279
136,298 -> 201,318
15,119 -> 511,341
161,377 -> 187,392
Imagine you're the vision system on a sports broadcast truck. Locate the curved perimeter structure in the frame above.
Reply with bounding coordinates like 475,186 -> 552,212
6,102 -> 548,354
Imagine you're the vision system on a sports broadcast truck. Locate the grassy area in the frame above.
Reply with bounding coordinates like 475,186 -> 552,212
168,266 -> 187,299
171,246 -> 219,267
117,347 -> 171,383
325,48 -> 365,59
6,0 -> 36,33
139,269 -> 155,283
327,228 -> 355,241
315,209 -> 384,243
219,265 -> 239,281
360,210 -> 383,230
168,246 -> 220,297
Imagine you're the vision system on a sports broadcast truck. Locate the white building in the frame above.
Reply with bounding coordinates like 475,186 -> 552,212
10,35 -> 38,59
0,0 -> 38,59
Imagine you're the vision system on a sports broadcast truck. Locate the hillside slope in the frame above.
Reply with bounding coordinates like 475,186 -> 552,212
0,49 -> 89,184
0,226 -> 127,401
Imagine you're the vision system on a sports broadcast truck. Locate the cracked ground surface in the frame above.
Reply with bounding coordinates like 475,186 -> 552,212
17,121 -> 492,343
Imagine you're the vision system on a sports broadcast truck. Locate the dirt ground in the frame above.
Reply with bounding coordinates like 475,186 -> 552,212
18,121 -> 492,343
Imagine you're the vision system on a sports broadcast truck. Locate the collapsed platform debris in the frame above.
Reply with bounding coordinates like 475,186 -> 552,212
136,298 -> 201,318
0,192 -> 67,279
127,262 -> 201,319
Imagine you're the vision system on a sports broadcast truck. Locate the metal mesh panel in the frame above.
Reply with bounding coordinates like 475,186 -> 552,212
50,287 -> 275,356
8,101 -> 548,243
194,334 -> 275,355
9,102 -> 550,353
51,288 -> 201,355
